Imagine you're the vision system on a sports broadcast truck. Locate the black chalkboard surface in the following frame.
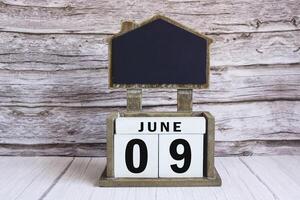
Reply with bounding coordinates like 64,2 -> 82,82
110,16 -> 211,88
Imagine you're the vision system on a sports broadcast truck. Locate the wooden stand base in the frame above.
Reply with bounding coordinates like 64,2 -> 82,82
99,167 -> 222,187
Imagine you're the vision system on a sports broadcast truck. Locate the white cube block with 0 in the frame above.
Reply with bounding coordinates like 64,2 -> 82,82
159,134 -> 204,178
114,134 -> 158,178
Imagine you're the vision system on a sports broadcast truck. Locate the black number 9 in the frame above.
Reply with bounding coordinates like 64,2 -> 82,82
169,139 -> 191,173
125,139 -> 148,173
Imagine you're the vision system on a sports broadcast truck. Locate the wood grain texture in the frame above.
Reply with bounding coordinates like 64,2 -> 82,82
0,101 -> 299,156
0,143 -> 106,156
0,64 -> 299,107
241,156 -> 300,200
0,157 -> 72,199
1,140 -> 299,157
0,101 -> 299,144
0,0 -> 299,34
269,155 -> 300,184
44,157 -> 106,200
42,156 -> 298,200
0,0 -> 299,156
0,156 -> 297,199
0,32 -> 299,68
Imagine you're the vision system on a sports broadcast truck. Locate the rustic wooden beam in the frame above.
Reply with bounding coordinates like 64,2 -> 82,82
203,112 -> 216,178
120,21 -> 136,32
177,89 -> 193,112
127,89 -> 142,111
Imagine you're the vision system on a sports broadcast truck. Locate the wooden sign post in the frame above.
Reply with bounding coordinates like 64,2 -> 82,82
99,15 -> 221,187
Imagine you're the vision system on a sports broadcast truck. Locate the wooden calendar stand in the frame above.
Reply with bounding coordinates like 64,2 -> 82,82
99,89 -> 222,187
99,15 -> 221,187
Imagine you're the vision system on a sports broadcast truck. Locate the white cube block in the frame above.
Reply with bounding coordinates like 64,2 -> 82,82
114,134 -> 158,178
115,117 -> 206,134
159,134 -> 204,178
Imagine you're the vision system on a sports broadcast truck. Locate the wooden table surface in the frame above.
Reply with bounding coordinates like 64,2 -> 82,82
0,156 -> 299,200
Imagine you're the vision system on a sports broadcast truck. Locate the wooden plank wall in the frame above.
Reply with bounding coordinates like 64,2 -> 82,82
0,0 -> 299,156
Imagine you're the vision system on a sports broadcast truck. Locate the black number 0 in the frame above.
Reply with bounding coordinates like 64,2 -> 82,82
169,139 -> 191,173
125,139 -> 148,173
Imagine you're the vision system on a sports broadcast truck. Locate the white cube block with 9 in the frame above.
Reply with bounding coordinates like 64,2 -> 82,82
114,134 -> 158,178
159,134 -> 204,178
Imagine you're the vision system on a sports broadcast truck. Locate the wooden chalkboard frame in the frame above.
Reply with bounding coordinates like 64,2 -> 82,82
108,15 -> 213,89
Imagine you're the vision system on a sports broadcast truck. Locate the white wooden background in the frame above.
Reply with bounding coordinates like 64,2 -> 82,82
0,0 -> 299,156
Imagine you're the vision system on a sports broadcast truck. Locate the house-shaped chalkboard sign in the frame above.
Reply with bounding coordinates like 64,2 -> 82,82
109,15 -> 212,88
100,15 -> 221,187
